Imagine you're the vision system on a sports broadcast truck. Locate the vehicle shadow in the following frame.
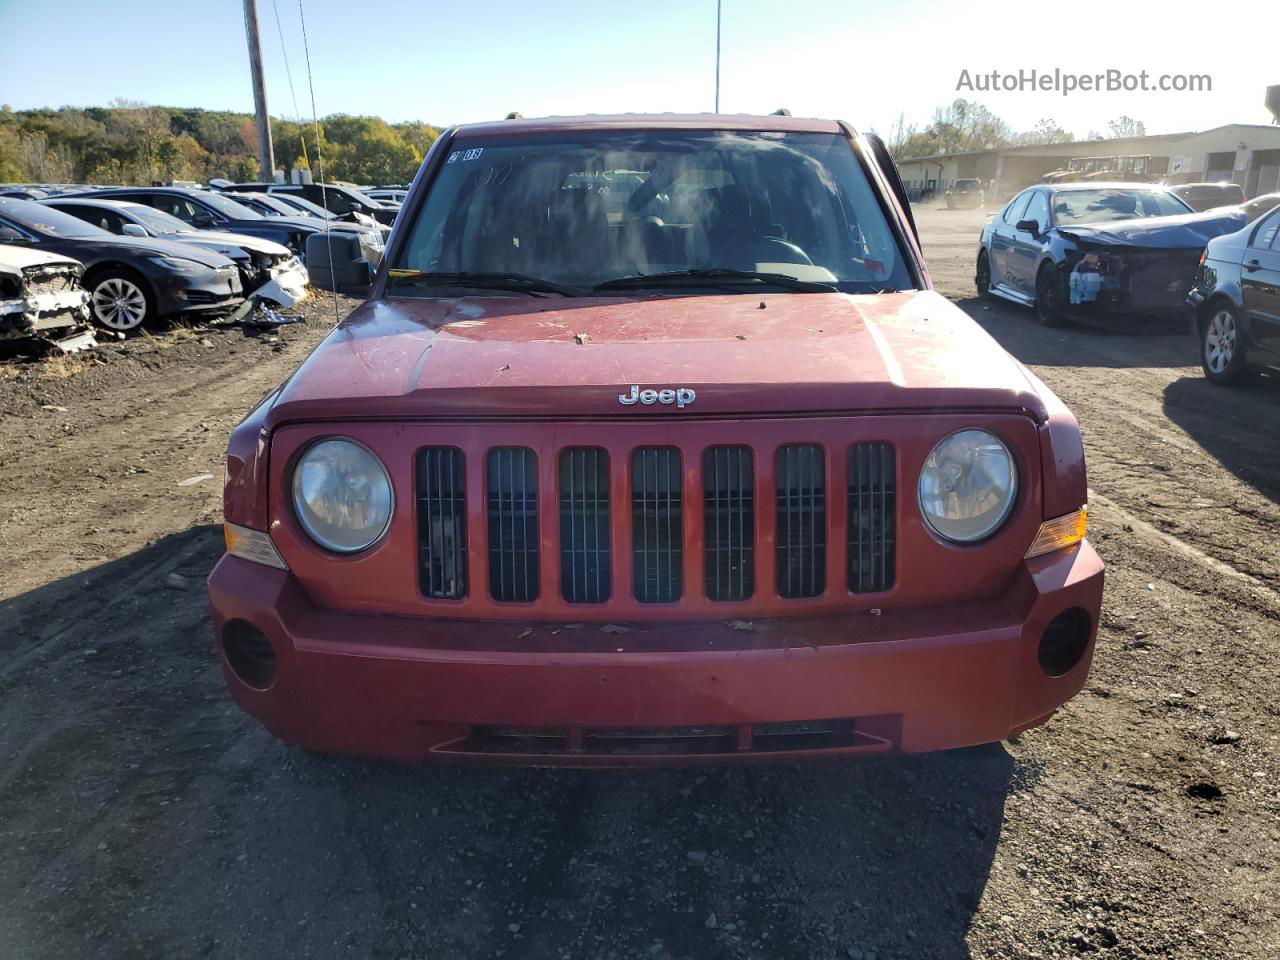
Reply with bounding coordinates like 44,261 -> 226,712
1162,372 -> 1280,504
0,526 -> 1015,960
955,295 -> 1197,369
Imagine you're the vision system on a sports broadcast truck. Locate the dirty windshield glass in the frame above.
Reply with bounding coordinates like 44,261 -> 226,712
395,130 -> 913,293
1051,188 -> 1190,225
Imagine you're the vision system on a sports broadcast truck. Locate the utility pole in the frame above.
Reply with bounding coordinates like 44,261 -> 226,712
242,0 -> 276,182
711,0 -> 721,112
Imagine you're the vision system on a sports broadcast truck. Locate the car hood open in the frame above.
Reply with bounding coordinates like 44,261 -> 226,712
1056,208 -> 1246,249
266,291 -> 1048,425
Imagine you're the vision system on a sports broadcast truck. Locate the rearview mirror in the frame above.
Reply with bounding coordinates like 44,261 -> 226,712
121,223 -> 148,238
1016,218 -> 1041,235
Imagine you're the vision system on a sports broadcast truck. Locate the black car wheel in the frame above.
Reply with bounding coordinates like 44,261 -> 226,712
975,251 -> 992,297
88,268 -> 154,334
1201,303 -> 1248,386
1034,264 -> 1066,327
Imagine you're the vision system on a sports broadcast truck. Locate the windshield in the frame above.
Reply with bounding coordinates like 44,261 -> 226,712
1051,189 -> 1190,225
394,130 -> 912,294
1,198 -> 109,238
196,192 -> 262,220
125,204 -> 192,234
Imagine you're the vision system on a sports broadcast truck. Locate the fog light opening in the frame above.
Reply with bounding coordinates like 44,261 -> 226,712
222,620 -> 277,690
1038,607 -> 1091,677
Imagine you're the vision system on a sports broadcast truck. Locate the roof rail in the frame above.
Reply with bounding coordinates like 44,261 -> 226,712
771,108 -> 791,116
504,112 -> 524,120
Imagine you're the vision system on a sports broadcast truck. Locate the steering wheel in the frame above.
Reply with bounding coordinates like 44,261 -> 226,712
719,235 -> 814,269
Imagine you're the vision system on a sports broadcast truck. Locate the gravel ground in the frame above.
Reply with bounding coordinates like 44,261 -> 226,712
1,213 -> 1278,959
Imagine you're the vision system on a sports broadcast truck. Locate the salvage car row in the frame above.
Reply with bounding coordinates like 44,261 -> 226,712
0,179 -> 400,348
973,181 -> 1280,385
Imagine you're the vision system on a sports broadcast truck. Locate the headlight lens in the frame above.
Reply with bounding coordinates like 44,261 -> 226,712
291,438 -> 393,553
147,255 -> 204,273
918,429 -> 1017,543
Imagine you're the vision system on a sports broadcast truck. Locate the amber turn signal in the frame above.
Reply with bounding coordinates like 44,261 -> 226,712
225,522 -> 289,570
1025,507 -> 1088,559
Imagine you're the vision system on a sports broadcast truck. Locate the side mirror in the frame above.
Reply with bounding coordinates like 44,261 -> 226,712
0,225 -> 29,243
1016,218 -> 1042,235
191,213 -> 215,229
121,223 -> 148,238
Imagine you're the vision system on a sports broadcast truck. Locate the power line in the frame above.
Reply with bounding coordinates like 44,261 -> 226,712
297,0 -> 340,328
270,0 -> 301,119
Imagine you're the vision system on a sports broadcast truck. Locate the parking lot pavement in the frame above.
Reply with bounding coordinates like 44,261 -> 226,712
1,238 -> 1279,959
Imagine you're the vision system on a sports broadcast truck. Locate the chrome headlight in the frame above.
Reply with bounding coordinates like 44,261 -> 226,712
291,438 -> 393,553
918,429 -> 1017,543
147,255 -> 205,273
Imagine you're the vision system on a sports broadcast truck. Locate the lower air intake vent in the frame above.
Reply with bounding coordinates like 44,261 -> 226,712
632,447 -> 682,602
560,447 -> 611,603
487,447 -> 539,602
776,444 -> 826,598
848,443 -> 896,592
416,447 -> 467,599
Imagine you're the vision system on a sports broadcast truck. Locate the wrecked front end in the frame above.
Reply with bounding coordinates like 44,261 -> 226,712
1056,210 -> 1245,322
240,251 -> 310,308
0,256 -> 95,352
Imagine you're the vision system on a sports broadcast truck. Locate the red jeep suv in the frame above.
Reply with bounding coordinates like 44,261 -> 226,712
208,113 -> 1103,764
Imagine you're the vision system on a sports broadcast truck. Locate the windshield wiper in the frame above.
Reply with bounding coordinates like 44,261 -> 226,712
386,270 -> 589,298
594,268 -> 837,293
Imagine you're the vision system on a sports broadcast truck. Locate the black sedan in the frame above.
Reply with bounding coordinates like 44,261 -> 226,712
976,182 -> 1243,325
0,197 -> 242,333
1186,205 -> 1280,384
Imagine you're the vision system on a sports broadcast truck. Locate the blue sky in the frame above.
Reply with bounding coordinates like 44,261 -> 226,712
1,0 -> 1275,138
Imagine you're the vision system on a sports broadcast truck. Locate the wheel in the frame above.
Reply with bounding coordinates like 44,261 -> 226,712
1034,264 -> 1066,327
88,269 -> 153,334
975,251 -> 992,297
1201,303 -> 1248,385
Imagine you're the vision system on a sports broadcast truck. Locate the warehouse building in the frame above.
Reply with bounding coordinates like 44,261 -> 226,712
896,123 -> 1280,202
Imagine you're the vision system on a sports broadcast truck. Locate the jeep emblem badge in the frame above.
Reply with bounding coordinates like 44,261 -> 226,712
618,385 -> 696,408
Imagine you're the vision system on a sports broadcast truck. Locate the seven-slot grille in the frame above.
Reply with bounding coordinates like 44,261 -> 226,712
415,441 -> 896,605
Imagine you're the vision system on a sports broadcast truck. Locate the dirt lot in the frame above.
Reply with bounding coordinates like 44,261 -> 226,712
2,209 -> 1278,960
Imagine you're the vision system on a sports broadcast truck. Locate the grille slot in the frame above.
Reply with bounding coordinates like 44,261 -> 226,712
703,446 -> 754,601
415,447 -> 468,599
486,447 -> 539,602
559,447 -> 611,603
631,447 -> 682,603
776,444 -> 826,598
848,443 -> 896,592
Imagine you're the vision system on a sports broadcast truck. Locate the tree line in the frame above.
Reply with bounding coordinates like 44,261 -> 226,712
885,99 -> 1146,160
0,100 -> 441,187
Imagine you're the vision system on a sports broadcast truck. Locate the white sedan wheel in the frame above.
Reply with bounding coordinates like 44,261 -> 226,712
91,276 -> 148,331
1204,309 -> 1236,374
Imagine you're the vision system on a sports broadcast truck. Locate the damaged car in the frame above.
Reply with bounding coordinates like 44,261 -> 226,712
43,197 -> 308,308
0,198 -> 243,333
976,182 -> 1244,325
0,245 -> 94,351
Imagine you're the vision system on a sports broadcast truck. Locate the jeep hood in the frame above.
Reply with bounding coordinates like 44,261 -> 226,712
266,291 -> 1047,424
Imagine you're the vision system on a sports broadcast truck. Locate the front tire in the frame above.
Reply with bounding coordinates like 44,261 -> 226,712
975,251 -> 992,297
1034,263 -> 1066,327
88,269 -> 154,334
1201,303 -> 1248,385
